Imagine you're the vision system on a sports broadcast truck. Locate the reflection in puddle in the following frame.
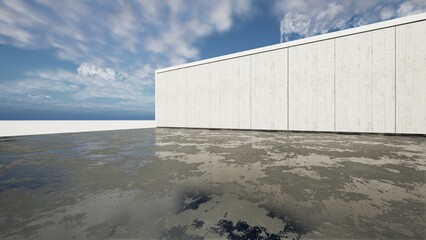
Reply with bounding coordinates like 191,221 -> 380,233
0,164 -> 63,192
0,128 -> 425,239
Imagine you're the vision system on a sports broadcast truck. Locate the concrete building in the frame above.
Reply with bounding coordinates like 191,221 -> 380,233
155,13 -> 426,135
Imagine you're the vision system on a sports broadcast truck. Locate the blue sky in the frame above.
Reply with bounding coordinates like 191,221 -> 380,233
0,0 -> 425,120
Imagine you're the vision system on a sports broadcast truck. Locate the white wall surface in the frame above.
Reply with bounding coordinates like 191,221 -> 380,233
186,66 -> 197,128
251,49 -> 288,130
0,121 -> 156,137
155,71 -> 166,127
156,13 -> 426,134
175,68 -> 187,128
220,57 -> 251,129
396,20 -> 426,134
194,64 -> 209,128
289,40 -> 334,132
209,62 -> 222,128
335,27 -> 395,133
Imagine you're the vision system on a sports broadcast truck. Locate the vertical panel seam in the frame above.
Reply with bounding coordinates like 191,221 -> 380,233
250,55 -> 252,130
394,26 -> 397,133
219,62 -> 222,128
194,68 -> 197,128
156,73 -> 157,122
334,39 -> 336,132
287,48 -> 290,131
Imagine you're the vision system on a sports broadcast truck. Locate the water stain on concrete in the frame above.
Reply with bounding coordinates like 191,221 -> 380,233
0,128 -> 425,239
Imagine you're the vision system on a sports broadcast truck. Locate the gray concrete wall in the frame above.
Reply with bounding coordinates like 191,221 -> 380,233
156,13 -> 426,134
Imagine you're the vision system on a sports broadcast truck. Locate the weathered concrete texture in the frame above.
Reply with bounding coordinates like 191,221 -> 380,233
289,39 -> 334,131
156,70 -> 176,127
251,49 -> 288,130
0,128 -> 425,239
194,64 -> 210,128
396,20 -> 426,134
335,27 -> 396,133
220,57 -> 251,129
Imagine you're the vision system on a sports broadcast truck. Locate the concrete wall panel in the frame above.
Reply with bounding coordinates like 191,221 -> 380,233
156,15 -> 426,134
220,57 -> 251,129
209,62 -> 222,128
185,67 -> 197,128
174,68 -> 187,128
251,49 -> 288,130
396,21 -> 426,134
194,64 -> 209,128
192,63 -> 221,128
154,72 -> 163,126
156,71 -> 174,127
289,40 -> 335,131
335,28 -> 395,133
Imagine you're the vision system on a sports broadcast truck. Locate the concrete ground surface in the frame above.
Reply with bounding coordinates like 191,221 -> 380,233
0,128 -> 425,239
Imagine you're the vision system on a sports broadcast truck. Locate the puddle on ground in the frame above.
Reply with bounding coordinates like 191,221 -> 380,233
0,128 -> 425,239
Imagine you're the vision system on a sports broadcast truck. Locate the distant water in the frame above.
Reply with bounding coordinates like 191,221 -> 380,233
0,128 -> 425,239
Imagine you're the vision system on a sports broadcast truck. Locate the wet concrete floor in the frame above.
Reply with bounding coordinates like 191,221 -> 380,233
0,128 -> 425,239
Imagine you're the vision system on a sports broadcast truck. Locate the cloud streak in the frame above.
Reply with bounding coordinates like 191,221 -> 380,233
0,63 -> 154,114
0,0 -> 254,68
276,0 -> 426,42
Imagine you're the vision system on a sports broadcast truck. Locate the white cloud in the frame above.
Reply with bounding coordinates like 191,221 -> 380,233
279,12 -> 312,42
0,0 -> 254,68
275,0 -> 426,42
0,63 -> 155,112
77,63 -> 127,83
144,0 -> 254,64
27,94 -> 51,101
380,6 -> 396,20
397,0 -> 426,16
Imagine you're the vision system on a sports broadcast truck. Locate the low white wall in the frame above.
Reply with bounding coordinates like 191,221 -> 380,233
156,13 -> 426,134
0,121 -> 156,137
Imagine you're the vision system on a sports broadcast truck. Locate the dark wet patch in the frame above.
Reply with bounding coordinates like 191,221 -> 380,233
340,161 -> 425,187
211,219 -> 304,240
121,159 -> 152,172
163,225 -> 204,240
266,210 -> 310,237
178,190 -> 212,212
0,164 -> 63,192
86,221 -> 120,239
121,159 -> 138,172
0,153 -> 16,165
207,144 -> 264,155
59,213 -> 86,230
192,219 -> 205,229
261,160 -> 425,202
369,199 -> 426,239
152,145 -> 201,155
339,191 -> 370,201
0,137 -> 15,143
260,166 -> 349,201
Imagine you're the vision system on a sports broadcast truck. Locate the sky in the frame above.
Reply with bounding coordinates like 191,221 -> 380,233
0,0 -> 425,120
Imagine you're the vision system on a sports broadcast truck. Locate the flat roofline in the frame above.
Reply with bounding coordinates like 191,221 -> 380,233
156,12 -> 426,74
